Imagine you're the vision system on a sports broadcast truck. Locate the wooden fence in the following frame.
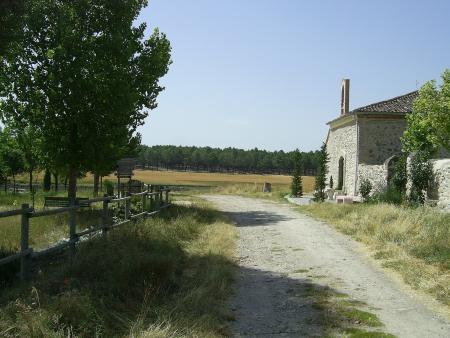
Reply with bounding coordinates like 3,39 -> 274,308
0,185 -> 171,281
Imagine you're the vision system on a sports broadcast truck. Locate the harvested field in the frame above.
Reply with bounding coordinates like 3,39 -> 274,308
81,170 -> 315,192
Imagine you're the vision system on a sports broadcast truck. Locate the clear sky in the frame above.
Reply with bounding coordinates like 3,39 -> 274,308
136,0 -> 450,152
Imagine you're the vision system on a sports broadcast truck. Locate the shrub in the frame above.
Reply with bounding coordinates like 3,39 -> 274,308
390,154 -> 407,193
359,179 -> 373,201
371,186 -> 404,205
409,151 -> 433,205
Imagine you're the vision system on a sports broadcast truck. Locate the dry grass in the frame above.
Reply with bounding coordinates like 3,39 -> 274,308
80,169 -> 315,191
14,170 -> 315,197
0,199 -> 237,337
0,191 -> 103,256
299,203 -> 450,307
210,183 -> 290,202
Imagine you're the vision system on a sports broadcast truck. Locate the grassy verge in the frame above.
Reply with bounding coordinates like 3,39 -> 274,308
0,200 -> 236,337
299,203 -> 450,307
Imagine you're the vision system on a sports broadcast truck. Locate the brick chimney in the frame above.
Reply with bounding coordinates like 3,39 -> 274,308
341,79 -> 350,115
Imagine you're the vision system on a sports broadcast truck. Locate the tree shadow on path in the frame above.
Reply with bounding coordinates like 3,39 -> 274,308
230,265 -> 394,338
222,210 -> 294,227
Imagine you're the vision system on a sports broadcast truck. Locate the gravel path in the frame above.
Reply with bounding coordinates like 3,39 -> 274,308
203,195 -> 450,338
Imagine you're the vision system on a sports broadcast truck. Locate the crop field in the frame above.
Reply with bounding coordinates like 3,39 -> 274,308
81,170 -> 316,192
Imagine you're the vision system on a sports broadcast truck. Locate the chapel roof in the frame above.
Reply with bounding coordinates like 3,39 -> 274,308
351,90 -> 419,114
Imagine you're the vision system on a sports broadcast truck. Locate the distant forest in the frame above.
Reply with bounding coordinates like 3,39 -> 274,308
137,145 -> 320,175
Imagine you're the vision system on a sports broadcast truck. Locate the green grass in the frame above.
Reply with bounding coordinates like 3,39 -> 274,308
293,269 -> 309,273
344,328 -> 396,338
342,309 -> 383,327
0,200 -> 236,337
293,282 -> 393,337
299,202 -> 450,307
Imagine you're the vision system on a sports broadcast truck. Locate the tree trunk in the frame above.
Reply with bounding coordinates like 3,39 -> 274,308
93,172 -> 99,197
12,174 -> 16,194
29,170 -> 33,193
68,167 -> 77,205
54,173 -> 58,192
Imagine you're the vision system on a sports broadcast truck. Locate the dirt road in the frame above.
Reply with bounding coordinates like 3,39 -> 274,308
203,195 -> 450,338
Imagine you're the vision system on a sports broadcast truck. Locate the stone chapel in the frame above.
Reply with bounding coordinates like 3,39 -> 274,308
325,80 -> 450,208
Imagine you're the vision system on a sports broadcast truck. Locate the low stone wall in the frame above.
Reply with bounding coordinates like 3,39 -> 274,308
358,164 -> 388,194
430,159 -> 450,209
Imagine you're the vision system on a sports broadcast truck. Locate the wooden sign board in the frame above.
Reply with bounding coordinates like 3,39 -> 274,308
116,158 -> 137,178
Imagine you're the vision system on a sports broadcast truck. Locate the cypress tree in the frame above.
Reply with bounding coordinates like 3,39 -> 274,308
291,149 -> 303,197
313,143 -> 329,202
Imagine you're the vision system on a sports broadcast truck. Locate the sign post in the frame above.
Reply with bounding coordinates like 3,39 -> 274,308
116,158 -> 137,197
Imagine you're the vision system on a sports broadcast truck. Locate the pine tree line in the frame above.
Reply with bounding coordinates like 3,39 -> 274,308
137,145 -> 321,175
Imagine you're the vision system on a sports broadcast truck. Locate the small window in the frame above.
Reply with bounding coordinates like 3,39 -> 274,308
338,157 -> 344,190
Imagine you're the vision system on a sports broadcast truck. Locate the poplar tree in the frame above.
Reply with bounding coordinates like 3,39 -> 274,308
0,0 -> 171,202
0,0 -> 24,55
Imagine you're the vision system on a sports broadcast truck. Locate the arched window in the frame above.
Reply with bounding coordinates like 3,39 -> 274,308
386,155 -> 400,186
338,157 -> 344,190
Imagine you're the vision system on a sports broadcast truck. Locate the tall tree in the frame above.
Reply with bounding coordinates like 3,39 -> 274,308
0,0 -> 171,202
0,128 -> 24,193
0,128 -> 9,189
0,0 -> 24,55
403,69 -> 450,153
402,69 -> 450,204
291,149 -> 303,197
313,143 -> 329,202
15,125 -> 42,192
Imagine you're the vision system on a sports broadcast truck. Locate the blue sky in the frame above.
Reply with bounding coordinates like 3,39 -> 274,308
137,0 -> 450,152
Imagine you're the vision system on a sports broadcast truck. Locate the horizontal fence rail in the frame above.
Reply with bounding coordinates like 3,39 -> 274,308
0,185 -> 171,281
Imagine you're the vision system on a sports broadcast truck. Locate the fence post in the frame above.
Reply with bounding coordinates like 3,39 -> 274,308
20,203 -> 30,281
165,189 -> 169,205
102,194 -> 109,236
125,194 -> 130,220
150,185 -> 155,212
159,188 -> 163,210
142,190 -> 147,214
69,201 -> 77,257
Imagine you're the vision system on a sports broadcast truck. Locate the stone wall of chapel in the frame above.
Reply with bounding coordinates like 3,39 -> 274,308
326,122 -> 357,195
358,118 -> 406,165
357,164 -> 388,194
